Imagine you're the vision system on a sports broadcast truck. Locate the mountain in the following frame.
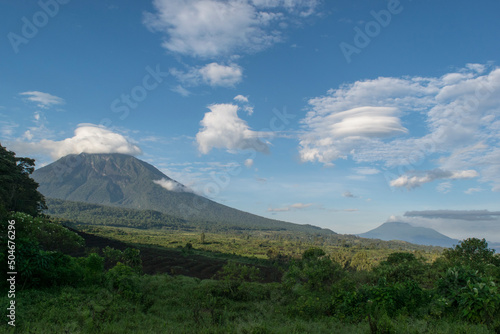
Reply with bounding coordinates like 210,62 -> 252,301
358,222 -> 459,248
32,153 -> 334,234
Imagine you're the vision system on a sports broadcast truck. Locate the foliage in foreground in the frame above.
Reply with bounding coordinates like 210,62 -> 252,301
1,212 -> 500,333
2,275 -> 497,334
0,144 -> 46,220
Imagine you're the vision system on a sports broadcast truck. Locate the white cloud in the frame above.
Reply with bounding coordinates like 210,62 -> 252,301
23,130 -> 34,141
10,124 -> 142,160
199,63 -> 243,87
436,181 -> 452,194
314,106 -> 407,138
0,121 -> 19,139
233,95 -> 253,115
20,91 -> 64,109
299,106 -> 408,166
465,187 -> 483,195
390,169 -> 478,190
171,85 -> 191,96
196,103 -> 269,154
439,144 -> 500,192
354,167 -> 380,175
466,63 -> 486,74
233,94 -> 254,115
143,0 -> 317,58
244,158 -> 254,168
171,63 -> 243,87
153,178 -> 188,192
268,202 -> 312,212
299,64 -> 500,190
234,95 -> 249,103
348,167 -> 380,180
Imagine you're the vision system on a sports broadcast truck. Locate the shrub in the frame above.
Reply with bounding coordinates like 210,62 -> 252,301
436,266 -> 481,309
331,286 -> 368,321
458,277 -> 500,324
216,261 -> 260,299
102,246 -> 142,274
283,248 -> 344,293
5,212 -> 84,253
105,262 -> 141,301
374,252 -> 427,284
79,253 -> 105,285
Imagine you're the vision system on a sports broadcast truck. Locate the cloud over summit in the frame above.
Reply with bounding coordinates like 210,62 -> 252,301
11,124 -> 142,160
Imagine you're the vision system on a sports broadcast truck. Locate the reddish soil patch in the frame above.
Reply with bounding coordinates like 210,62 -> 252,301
70,228 -> 282,283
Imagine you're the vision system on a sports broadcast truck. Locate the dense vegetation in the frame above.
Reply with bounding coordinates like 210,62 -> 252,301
0,144 -> 46,220
2,211 -> 500,333
2,147 -> 500,333
46,198 -> 331,234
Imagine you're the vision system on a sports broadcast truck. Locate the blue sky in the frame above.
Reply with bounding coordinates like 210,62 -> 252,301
2,0 -> 500,242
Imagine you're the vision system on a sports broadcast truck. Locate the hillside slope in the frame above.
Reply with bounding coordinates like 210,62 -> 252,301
33,153 -> 334,235
359,222 -> 459,248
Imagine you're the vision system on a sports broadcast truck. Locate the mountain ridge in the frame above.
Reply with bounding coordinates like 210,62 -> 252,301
358,221 -> 459,248
32,153 -> 335,235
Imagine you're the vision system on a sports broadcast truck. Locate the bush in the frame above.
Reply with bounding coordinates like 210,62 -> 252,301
283,248 -> 344,293
364,279 -> 429,317
331,285 -> 368,321
105,262 -> 141,301
102,246 -> 142,274
216,261 -> 260,299
79,253 -> 105,285
436,266 -> 481,309
458,277 -> 500,324
42,252 -> 85,287
5,212 -> 84,253
374,252 -> 427,284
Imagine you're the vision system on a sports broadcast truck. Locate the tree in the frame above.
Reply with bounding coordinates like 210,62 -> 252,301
0,144 -> 46,217
375,252 -> 427,284
443,238 -> 498,268
350,251 -> 372,271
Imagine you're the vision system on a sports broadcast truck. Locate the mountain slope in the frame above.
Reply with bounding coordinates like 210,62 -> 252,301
33,153 -> 334,234
359,222 -> 459,248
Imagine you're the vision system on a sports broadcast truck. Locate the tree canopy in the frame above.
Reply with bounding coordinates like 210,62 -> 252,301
443,237 -> 499,268
0,144 -> 46,218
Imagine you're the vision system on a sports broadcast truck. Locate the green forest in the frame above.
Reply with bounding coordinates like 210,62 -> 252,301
1,145 -> 500,333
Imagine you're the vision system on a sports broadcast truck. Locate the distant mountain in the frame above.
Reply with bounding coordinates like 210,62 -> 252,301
32,153 -> 334,234
358,222 -> 459,248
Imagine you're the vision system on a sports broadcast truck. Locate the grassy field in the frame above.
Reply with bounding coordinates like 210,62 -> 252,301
77,224 -> 443,271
